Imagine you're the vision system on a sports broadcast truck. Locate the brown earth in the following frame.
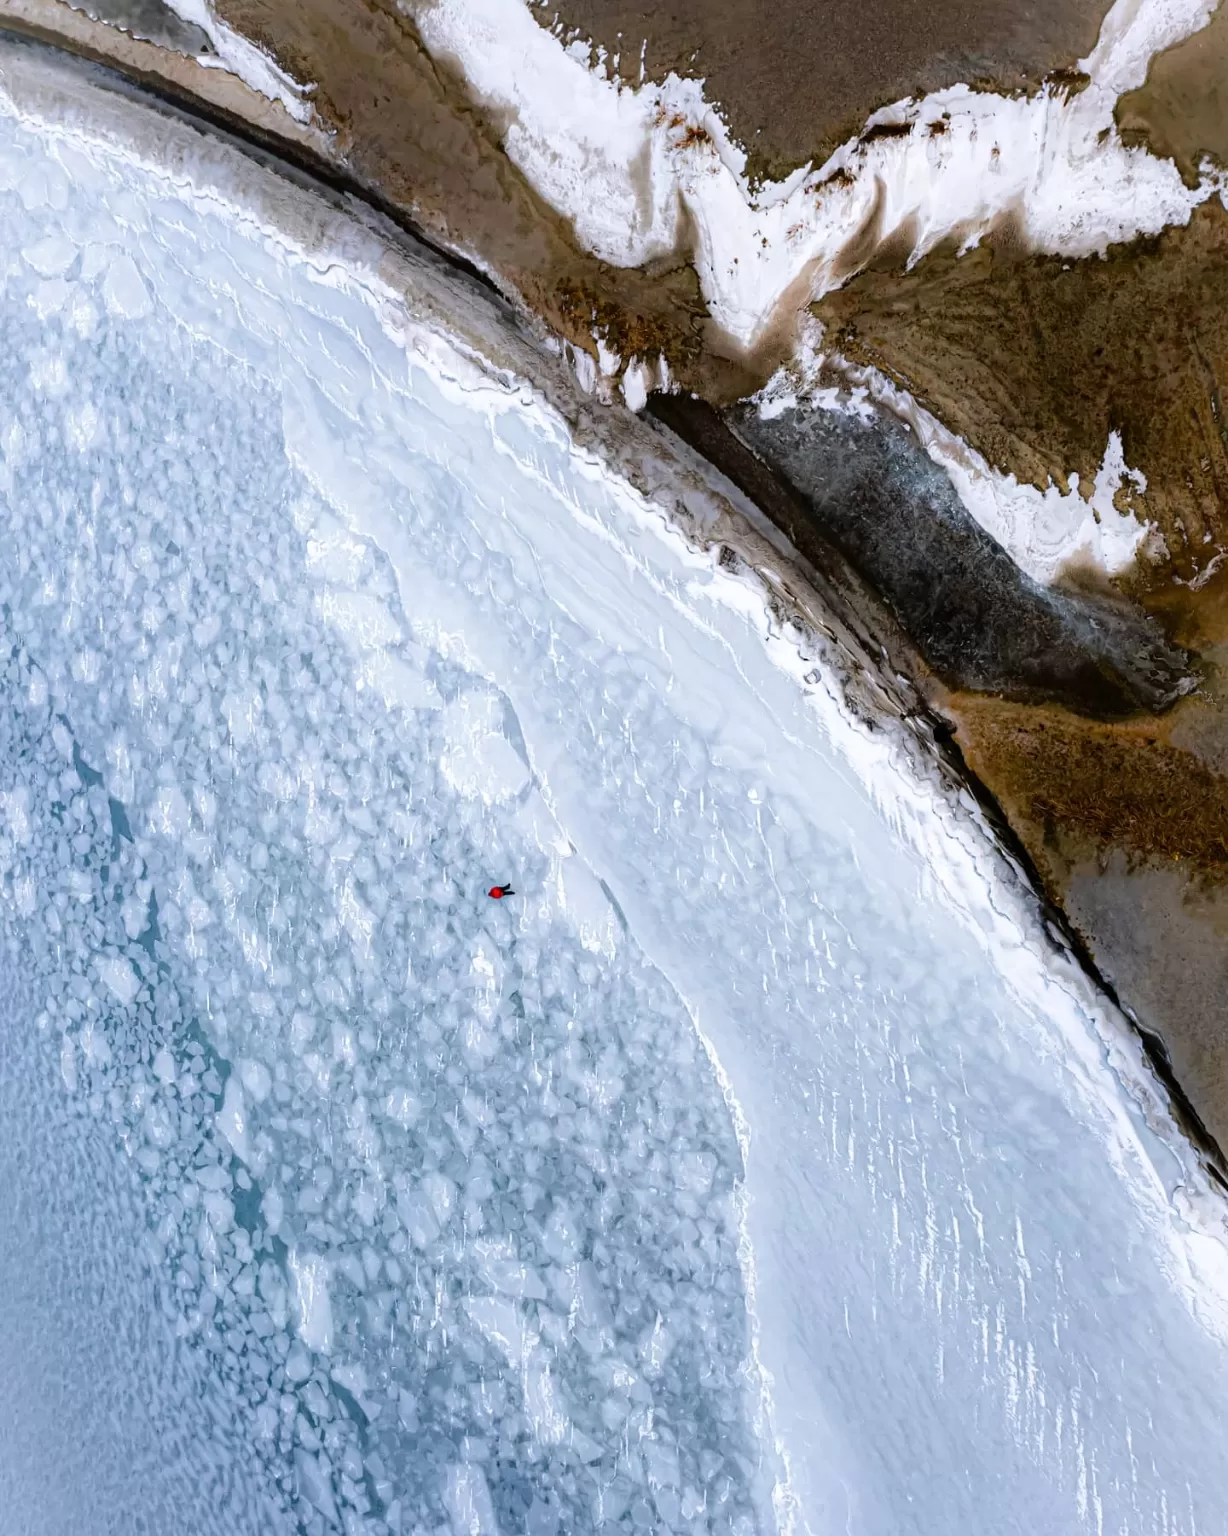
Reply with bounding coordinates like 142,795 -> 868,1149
1063,856 -> 1228,1143
816,202 -> 1228,588
948,664 -> 1228,1146
944,555 -> 1228,890
1118,0 -> 1228,181
211,0 -> 728,384
949,691 -> 1228,881
532,0 -> 1112,182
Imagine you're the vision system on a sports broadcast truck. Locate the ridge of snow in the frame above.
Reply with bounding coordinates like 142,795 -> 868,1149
409,0 -> 1221,352
161,0 -> 315,123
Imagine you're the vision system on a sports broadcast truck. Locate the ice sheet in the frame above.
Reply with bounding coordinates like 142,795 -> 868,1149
0,43 -> 1226,1536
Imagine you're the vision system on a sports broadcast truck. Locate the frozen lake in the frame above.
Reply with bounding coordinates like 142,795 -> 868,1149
0,41 -> 1225,1536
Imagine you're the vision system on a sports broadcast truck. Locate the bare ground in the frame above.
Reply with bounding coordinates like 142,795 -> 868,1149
532,0 -> 1112,181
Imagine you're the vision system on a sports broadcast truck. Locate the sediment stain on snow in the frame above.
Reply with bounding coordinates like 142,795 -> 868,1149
408,0 -> 1221,352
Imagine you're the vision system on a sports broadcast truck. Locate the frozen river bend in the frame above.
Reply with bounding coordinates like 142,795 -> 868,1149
0,39 -> 1227,1536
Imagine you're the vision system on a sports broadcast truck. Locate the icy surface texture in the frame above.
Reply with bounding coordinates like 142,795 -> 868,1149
0,98 -> 761,1536
0,55 -> 1227,1536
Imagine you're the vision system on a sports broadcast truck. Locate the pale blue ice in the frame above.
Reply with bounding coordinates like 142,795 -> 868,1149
0,44 -> 1225,1536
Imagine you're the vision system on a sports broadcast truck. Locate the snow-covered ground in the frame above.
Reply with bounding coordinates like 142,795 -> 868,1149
407,0 -> 1219,348
1,42 -> 1227,1536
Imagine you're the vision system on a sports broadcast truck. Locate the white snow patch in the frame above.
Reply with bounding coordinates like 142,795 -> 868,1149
161,1 -> 316,125
411,0 -> 1221,351
621,356 -> 651,413
854,359 -> 1152,583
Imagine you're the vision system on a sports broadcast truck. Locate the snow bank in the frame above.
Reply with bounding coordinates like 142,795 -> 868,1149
410,0 -> 1221,351
162,0 -> 315,122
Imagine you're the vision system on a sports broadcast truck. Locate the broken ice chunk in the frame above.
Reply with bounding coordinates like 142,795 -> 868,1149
443,1462 -> 499,1536
21,235 -> 76,278
294,1450 -> 339,1524
97,954 -> 139,1005
100,252 -> 152,320
474,1239 -> 548,1301
465,1296 -> 529,1365
395,1184 -> 441,1248
238,1057 -> 272,1102
260,1185 -> 284,1236
523,1349 -> 571,1446
559,857 -> 620,955
315,588 -> 402,649
215,1077 -> 252,1164
288,1249 -> 333,1353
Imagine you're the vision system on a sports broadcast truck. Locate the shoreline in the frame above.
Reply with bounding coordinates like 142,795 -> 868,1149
2,8 -> 1228,1173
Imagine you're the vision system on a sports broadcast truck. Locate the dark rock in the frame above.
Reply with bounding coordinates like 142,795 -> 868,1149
716,395 -> 1192,717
